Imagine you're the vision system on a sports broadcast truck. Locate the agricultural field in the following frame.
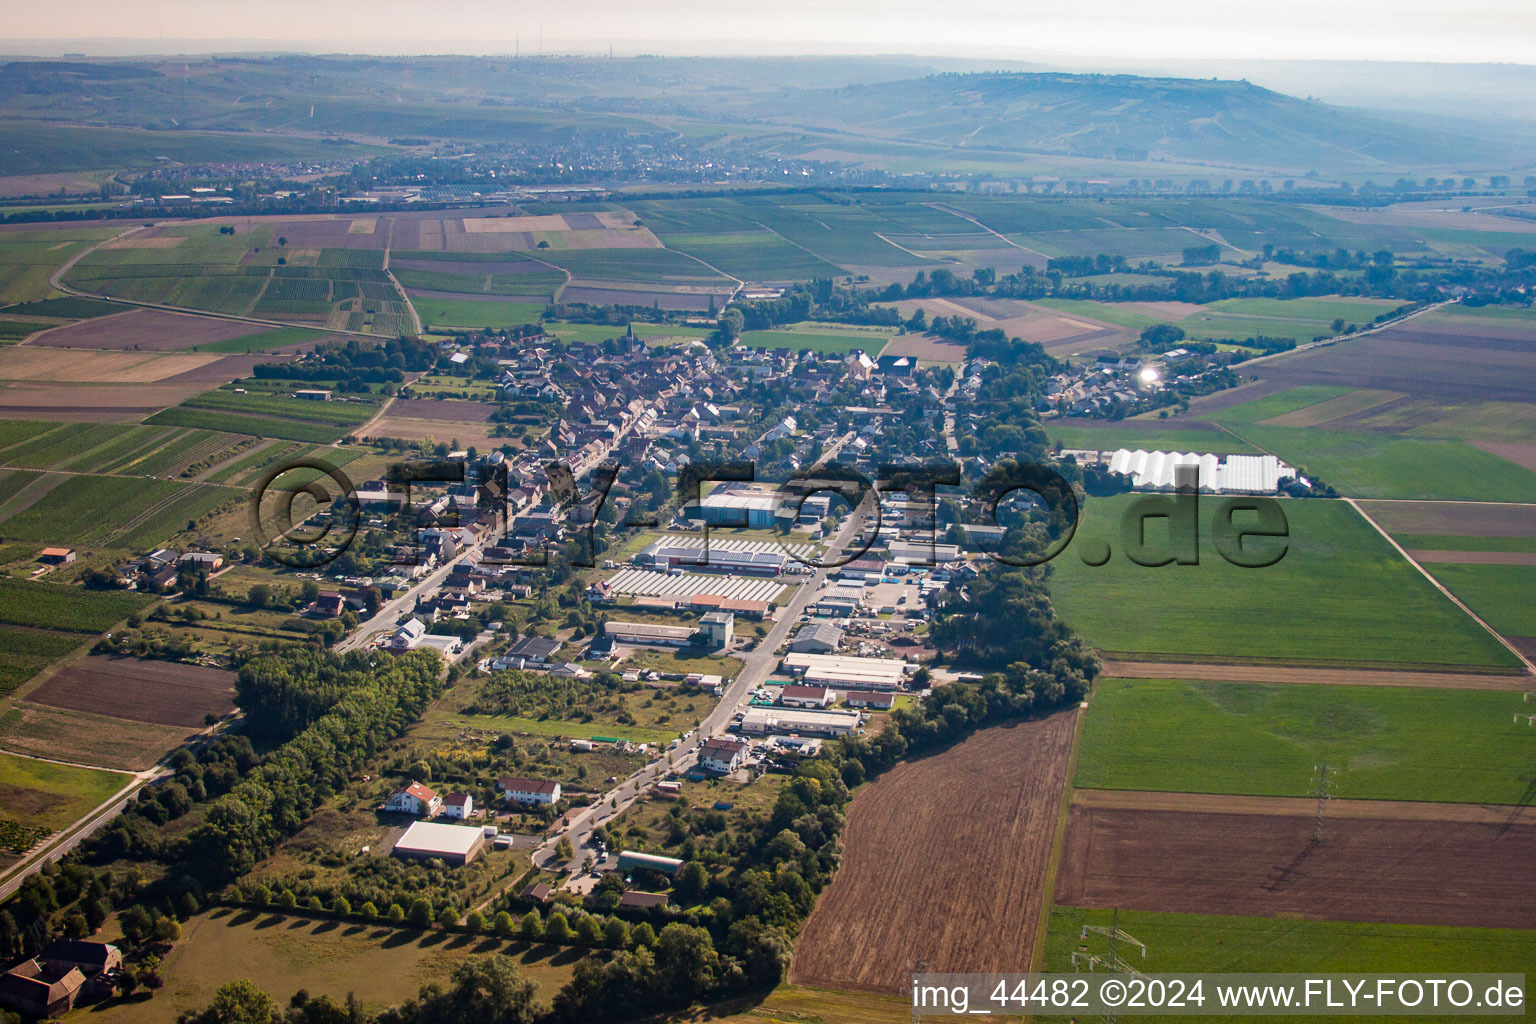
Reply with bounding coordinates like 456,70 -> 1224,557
790,713 -> 1076,994
1423,562 -> 1536,640
409,293 -> 547,331
1054,790 -> 1536,929
1049,420 -> 1259,454
28,307 -> 283,352
1075,677 -> 1536,804
0,579 -> 148,633
1045,495 -> 1518,669
90,909 -> 584,1023
149,381 -> 381,443
0,750 -> 127,834
739,325 -> 887,356
27,655 -> 235,728
0,702 -> 192,771
0,473 -> 240,550
1040,907 -> 1536,985
0,626 -> 83,698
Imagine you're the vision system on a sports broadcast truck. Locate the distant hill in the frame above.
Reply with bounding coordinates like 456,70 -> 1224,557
0,56 -> 1528,175
725,72 -> 1529,172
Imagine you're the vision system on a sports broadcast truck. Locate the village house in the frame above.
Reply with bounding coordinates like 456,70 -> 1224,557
698,736 -> 750,774
497,776 -> 562,806
384,781 -> 441,816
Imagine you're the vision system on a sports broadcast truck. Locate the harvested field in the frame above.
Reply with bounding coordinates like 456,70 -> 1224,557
28,655 -> 235,728
790,713 -> 1076,994
385,398 -> 496,422
1260,388 -> 1405,427
1355,500 -> 1536,537
875,333 -> 968,362
0,702 -> 191,771
0,381 -> 205,420
1475,441 -> 1536,473
28,308 -> 275,352
1100,660 -> 1530,690
0,346 -> 223,383
364,415 -> 499,443
1056,792 -> 1536,929
1409,549 -> 1536,565
1251,330 -> 1536,403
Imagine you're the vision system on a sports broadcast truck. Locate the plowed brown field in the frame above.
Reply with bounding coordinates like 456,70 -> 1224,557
789,712 -> 1077,994
1055,793 -> 1536,929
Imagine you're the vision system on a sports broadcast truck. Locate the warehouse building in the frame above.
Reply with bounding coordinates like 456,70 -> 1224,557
790,622 -> 844,654
691,491 -> 782,529
391,821 -> 486,866
617,850 -> 684,876
738,706 -> 861,737
782,652 -> 909,690
1106,449 -> 1296,493
605,620 -> 697,647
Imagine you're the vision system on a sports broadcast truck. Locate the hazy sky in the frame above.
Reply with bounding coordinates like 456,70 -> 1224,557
7,0 -> 1534,63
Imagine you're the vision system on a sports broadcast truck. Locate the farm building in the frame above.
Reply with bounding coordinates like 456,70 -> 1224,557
37,547 -> 75,565
42,940 -> 120,997
738,707 -> 861,737
790,622 -> 844,654
391,820 -> 486,866
178,551 -> 223,571
0,959 -> 84,1018
497,776 -> 562,805
782,652 -> 908,690
698,736 -> 750,774
779,685 -> 836,708
605,621 -> 696,647
294,389 -> 333,401
440,793 -> 474,820
617,850 -> 684,876
385,781 -> 441,817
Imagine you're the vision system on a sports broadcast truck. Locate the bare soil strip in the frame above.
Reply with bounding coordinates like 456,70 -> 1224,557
1100,659 -> 1531,690
1354,500 -> 1536,537
1407,549 -> 1536,565
1474,441 -> 1536,473
1072,789 -> 1536,825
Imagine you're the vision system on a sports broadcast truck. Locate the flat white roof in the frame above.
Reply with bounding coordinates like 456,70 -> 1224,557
394,820 -> 484,858
782,652 -> 908,684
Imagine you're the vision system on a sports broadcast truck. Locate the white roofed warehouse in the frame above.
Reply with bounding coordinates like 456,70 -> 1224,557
390,821 -> 486,866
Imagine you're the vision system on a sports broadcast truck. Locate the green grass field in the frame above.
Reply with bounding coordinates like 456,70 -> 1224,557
1230,426 -> 1536,502
1046,495 -> 1518,668
1042,907 -> 1536,1012
191,326 -> 327,354
89,910 -> 583,1023
410,293 -> 545,330
1076,677 -> 1536,803
0,750 -> 126,832
739,327 -> 886,355
1050,423 -> 1259,454
1424,563 -> 1536,638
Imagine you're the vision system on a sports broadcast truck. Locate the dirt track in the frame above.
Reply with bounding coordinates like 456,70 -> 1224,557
790,713 -> 1077,994
1056,794 -> 1536,929
1101,660 -> 1531,690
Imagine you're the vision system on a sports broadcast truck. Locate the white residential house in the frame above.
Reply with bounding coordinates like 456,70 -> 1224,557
388,618 -> 426,651
497,776 -> 562,806
385,781 -> 441,817
698,737 -> 749,774
440,793 -> 474,820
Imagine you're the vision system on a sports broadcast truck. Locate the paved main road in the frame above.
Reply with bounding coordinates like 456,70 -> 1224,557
529,493 -> 876,887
